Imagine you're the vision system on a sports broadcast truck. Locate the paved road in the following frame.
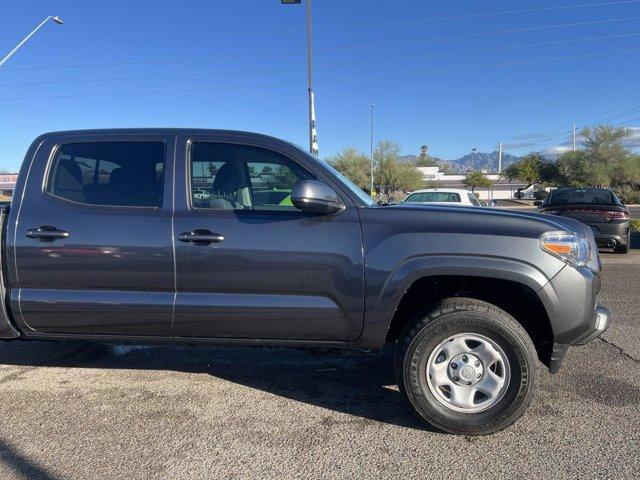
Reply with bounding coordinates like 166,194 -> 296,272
0,251 -> 638,479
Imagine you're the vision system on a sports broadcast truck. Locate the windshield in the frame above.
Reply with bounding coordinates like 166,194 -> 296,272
547,188 -> 620,206
404,192 -> 461,203
322,161 -> 376,207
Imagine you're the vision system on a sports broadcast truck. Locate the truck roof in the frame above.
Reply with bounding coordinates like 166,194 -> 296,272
35,128 -> 303,149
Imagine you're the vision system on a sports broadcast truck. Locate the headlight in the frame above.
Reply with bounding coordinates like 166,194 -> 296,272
539,231 -> 591,267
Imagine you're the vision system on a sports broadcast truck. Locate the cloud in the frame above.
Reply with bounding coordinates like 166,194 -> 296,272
622,127 -> 640,148
541,146 -> 572,158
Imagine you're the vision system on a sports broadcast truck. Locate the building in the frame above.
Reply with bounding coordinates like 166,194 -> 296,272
417,167 -> 533,200
0,174 -> 18,197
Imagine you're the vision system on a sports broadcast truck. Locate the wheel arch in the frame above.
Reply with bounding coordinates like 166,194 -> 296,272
374,256 -> 556,368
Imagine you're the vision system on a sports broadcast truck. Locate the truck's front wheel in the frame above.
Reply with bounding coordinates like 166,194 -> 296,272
396,297 -> 538,435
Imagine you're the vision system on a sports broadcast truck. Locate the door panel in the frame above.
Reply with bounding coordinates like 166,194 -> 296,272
172,135 -> 364,340
11,134 -> 175,335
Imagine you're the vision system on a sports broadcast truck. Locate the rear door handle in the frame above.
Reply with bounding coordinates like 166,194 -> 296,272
178,230 -> 224,245
26,226 -> 69,241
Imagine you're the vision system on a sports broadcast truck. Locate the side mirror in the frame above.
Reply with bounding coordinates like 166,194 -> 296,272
533,200 -> 542,206
291,180 -> 345,215
480,201 -> 488,207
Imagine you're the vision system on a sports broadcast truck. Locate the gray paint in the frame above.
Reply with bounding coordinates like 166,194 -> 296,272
0,129 -> 607,370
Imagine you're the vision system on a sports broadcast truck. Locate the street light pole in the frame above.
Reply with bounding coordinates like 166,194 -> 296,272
281,0 -> 318,156
306,0 -> 319,157
0,16 -> 64,68
370,104 -> 375,195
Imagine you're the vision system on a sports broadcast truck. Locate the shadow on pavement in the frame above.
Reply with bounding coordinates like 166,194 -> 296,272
0,340 -> 431,432
0,439 -> 61,480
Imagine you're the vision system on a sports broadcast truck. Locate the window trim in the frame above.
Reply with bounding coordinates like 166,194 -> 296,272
185,140 -> 318,214
43,140 -> 168,211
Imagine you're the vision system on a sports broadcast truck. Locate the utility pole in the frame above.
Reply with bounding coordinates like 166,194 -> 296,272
572,123 -> 577,151
498,141 -> 503,174
370,104 -> 375,195
281,0 -> 318,156
471,148 -> 477,171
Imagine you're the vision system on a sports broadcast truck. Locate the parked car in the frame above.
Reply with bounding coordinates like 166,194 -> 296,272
535,187 -> 631,254
0,129 -> 608,435
403,188 -> 482,206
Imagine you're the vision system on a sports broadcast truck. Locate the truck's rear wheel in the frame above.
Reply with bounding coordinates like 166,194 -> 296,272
395,297 -> 538,435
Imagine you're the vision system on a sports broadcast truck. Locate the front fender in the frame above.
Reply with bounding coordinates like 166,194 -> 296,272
351,254 -> 559,350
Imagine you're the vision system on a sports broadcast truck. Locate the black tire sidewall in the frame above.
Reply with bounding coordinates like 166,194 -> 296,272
402,309 -> 536,434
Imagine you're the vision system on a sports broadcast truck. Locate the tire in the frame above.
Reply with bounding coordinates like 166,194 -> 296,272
614,242 -> 629,254
395,297 -> 538,435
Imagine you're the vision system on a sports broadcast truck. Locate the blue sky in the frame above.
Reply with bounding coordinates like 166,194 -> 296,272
1,0 -> 640,171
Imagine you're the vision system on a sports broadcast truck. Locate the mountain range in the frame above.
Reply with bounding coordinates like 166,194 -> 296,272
400,151 -> 522,173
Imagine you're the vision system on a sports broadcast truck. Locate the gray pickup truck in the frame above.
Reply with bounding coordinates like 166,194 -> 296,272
0,129 -> 609,435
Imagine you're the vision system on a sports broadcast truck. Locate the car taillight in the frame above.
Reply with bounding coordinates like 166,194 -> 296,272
605,210 -> 629,220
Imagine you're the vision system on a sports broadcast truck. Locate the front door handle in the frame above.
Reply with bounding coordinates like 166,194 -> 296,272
26,226 -> 69,241
178,230 -> 224,245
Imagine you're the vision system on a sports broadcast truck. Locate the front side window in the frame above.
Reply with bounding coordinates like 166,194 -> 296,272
189,142 -> 313,211
47,142 -> 165,207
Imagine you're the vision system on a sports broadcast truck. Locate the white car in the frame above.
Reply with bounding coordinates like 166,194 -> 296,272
402,188 -> 483,206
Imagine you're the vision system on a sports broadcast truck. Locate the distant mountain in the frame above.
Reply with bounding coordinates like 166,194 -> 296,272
453,151 -> 521,173
399,151 -> 521,173
398,155 -> 446,165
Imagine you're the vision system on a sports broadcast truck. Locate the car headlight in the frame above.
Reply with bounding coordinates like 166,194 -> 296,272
539,231 -> 591,267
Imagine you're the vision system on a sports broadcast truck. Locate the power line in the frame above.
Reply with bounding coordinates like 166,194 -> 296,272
0,51 -> 296,73
2,31 -> 639,87
4,17 -> 640,76
344,15 -> 640,51
0,81 -> 297,101
0,66 -> 288,87
2,47 -> 640,102
12,0 -> 639,50
340,0 -> 640,29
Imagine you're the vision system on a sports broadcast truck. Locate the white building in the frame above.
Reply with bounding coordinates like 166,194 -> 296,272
416,167 -> 533,200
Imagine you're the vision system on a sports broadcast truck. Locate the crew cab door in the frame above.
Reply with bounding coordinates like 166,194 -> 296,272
9,133 -> 175,336
172,133 -> 364,341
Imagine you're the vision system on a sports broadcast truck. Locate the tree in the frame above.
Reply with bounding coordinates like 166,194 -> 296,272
326,147 -> 371,192
373,140 -> 423,195
556,125 -> 640,189
502,152 -> 558,196
462,170 -> 493,193
415,144 -> 438,167
503,153 -> 542,188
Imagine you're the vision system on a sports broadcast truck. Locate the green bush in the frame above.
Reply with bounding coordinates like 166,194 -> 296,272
631,219 -> 640,233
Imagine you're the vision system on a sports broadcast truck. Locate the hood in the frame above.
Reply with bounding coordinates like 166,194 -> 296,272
387,203 -> 584,232
380,203 -> 599,270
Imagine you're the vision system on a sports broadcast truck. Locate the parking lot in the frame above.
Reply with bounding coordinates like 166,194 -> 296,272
0,241 -> 638,480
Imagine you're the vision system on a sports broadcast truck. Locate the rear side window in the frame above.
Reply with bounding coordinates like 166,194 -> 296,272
47,142 -> 165,207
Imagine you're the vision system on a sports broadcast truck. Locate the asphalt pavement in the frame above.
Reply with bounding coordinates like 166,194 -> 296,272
0,248 -> 638,479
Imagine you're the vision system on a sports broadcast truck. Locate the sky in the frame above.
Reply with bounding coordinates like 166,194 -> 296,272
1,0 -> 640,171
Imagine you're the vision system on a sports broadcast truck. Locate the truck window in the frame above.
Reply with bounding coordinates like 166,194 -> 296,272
189,142 -> 313,210
47,142 -> 165,207
467,193 -> 481,206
